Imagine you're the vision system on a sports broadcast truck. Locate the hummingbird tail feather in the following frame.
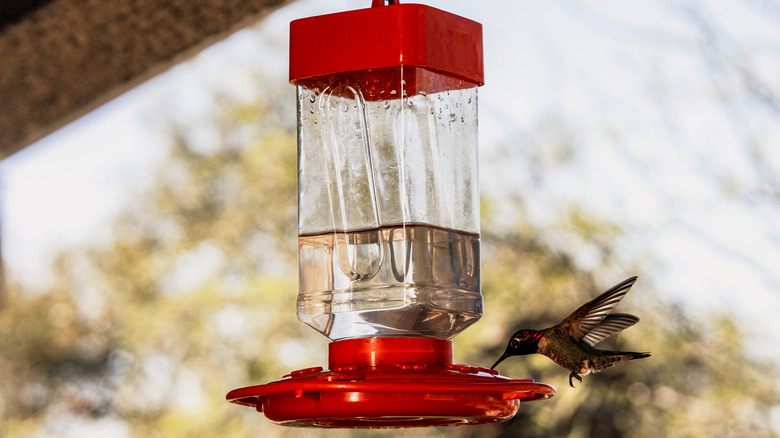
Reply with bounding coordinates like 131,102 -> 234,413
606,351 -> 651,367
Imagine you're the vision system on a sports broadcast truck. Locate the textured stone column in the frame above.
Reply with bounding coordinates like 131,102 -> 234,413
0,0 -> 292,158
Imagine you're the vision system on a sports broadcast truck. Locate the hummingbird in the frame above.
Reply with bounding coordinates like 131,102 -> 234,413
491,276 -> 650,388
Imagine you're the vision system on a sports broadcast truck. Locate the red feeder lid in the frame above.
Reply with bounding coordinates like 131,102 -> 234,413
289,2 -> 484,87
226,338 -> 556,428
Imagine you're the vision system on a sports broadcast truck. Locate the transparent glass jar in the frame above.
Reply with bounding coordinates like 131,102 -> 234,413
296,66 -> 483,340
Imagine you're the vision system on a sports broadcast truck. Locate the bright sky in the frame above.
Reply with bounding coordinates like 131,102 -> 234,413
2,0 -> 780,365
1,83 -> 165,284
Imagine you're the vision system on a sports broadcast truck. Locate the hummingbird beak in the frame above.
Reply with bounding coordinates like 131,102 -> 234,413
490,350 -> 511,370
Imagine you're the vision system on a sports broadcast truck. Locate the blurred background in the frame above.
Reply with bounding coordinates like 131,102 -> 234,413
2,0 -> 780,436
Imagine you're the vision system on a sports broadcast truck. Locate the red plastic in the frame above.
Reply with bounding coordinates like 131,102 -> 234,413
289,2 -> 484,88
291,65 -> 478,102
226,338 -> 556,428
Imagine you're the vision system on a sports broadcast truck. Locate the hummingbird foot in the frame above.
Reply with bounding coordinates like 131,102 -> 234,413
568,371 -> 582,388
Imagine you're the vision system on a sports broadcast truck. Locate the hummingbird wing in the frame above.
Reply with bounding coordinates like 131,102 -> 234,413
581,313 -> 639,346
558,276 -> 638,343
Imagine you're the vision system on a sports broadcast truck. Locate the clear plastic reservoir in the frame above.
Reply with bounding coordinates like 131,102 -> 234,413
296,66 -> 483,340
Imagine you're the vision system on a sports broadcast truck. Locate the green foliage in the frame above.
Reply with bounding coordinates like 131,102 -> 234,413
1,81 -> 778,438
453,206 -> 780,437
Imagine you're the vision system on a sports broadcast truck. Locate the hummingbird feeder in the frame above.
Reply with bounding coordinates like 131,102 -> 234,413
226,0 -> 555,427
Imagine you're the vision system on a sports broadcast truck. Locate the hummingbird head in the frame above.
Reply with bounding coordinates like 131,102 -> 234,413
490,329 -> 543,369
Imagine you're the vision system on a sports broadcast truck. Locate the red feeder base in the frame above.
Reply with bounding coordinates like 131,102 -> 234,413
226,337 -> 555,428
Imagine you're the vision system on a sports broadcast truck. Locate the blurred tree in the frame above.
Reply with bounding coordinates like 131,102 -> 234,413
454,203 -> 780,437
2,1 -> 780,435
1,72 -> 777,437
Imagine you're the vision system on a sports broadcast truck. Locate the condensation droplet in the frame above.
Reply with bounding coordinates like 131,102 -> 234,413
309,95 -> 316,103
390,90 -> 397,95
